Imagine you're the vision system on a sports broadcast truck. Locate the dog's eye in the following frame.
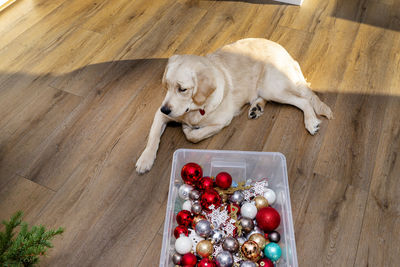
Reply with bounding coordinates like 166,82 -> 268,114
178,87 -> 187,92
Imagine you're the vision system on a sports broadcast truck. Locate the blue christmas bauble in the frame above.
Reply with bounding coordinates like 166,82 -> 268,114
263,242 -> 282,262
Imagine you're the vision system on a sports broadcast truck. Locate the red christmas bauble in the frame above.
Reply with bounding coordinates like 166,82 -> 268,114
181,253 -> 197,266
176,210 -> 193,227
181,163 -> 203,186
256,207 -> 281,231
215,172 -> 232,189
227,203 -> 240,214
174,225 -> 189,238
197,177 -> 214,191
200,189 -> 221,211
198,258 -> 217,267
258,258 -> 274,267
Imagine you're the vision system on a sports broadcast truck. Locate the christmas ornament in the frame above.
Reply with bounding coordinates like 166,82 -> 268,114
237,236 -> 247,246
181,252 -> 197,266
197,177 -> 214,191
215,251 -> 233,267
228,204 -> 242,236
258,258 -> 274,267
188,229 -> 205,251
174,225 -> 189,238
172,253 -> 182,265
249,233 -> 267,250
241,241 -> 261,262
189,189 -> 201,200
191,202 -> 202,215
252,180 -> 269,195
182,200 -> 192,211
220,192 -> 229,203
214,181 -> 251,195
240,218 -> 254,233
195,220 -> 212,238
181,162 -> 203,185
256,207 -> 280,232
179,184 -> 193,200
222,237 -> 239,253
210,229 -> 224,244
215,172 -> 232,189
192,215 -> 206,228
264,243 -> 281,262
254,196 -> 268,210
263,189 -> 276,205
176,210 -> 193,227
200,189 -> 222,211
239,261 -> 257,267
268,231 -> 280,243
246,226 -> 263,239
229,190 -> 244,204
240,202 -> 258,219
198,258 -> 217,267
227,203 -> 240,214
196,240 -> 214,258
175,236 -> 193,254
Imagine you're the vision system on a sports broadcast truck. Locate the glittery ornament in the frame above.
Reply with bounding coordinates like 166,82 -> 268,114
189,189 -> 201,200
198,258 -> 217,267
196,240 -> 214,258
197,176 -> 214,191
268,231 -> 280,243
258,258 -> 274,267
229,190 -> 245,204
227,204 -> 242,236
222,237 -> 239,253
215,172 -> 232,189
254,196 -> 269,210
172,253 -> 182,265
200,189 -> 222,211
241,240 -> 261,262
191,202 -> 202,215
195,220 -> 212,238
252,180 -> 269,196
215,251 -> 233,267
256,207 -> 280,232
240,218 -> 254,233
181,162 -> 203,186
215,182 -> 251,195
174,225 -> 189,238
176,210 -> 193,227
264,243 -> 281,262
179,184 -> 194,200
181,252 -> 197,266
175,236 -> 192,254
249,233 -> 267,250
239,261 -> 257,267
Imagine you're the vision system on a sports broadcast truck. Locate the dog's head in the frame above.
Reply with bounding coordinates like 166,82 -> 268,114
160,55 -> 216,118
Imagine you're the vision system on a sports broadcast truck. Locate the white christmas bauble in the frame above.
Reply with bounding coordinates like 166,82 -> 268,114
240,202 -> 257,219
182,200 -> 192,211
263,188 -> 276,205
178,184 -> 193,200
175,236 -> 192,254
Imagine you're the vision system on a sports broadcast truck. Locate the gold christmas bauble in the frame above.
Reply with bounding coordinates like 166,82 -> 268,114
249,233 -> 267,250
254,196 -> 269,210
241,240 -> 261,262
196,240 -> 214,258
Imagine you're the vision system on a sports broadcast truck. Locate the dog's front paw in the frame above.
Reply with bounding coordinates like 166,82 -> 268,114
136,149 -> 156,174
305,117 -> 321,135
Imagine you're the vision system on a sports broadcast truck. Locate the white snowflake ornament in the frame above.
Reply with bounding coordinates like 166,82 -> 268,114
188,229 -> 204,251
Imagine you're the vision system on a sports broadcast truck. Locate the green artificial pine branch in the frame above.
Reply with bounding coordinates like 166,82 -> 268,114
0,211 -> 64,267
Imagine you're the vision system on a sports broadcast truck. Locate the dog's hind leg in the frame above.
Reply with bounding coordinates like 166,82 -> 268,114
248,97 -> 266,119
297,84 -> 333,119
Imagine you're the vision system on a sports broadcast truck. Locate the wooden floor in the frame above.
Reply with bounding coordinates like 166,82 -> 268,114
0,0 -> 399,266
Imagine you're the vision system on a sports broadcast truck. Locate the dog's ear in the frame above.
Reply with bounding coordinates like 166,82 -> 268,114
193,67 -> 215,105
162,55 -> 179,86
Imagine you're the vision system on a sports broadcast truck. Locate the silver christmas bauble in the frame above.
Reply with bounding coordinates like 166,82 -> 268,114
240,218 -> 254,233
222,237 -> 239,253
195,220 -> 212,238
216,251 -> 233,267
191,202 -> 202,215
246,226 -> 263,239
189,189 -> 201,200
182,200 -> 192,211
239,261 -> 257,267
211,229 -> 224,244
229,190 -> 244,204
237,236 -> 247,246
172,253 -> 182,265
178,184 -> 193,200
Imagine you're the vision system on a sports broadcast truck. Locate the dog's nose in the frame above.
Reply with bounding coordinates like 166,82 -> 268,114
160,105 -> 171,115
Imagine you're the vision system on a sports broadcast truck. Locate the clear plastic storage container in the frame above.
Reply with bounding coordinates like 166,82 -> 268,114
160,149 -> 298,267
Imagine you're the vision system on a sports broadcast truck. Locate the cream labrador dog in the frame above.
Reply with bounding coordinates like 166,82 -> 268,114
136,38 -> 332,173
